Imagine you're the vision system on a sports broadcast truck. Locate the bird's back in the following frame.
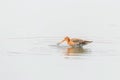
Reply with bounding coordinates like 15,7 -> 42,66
70,38 -> 92,47
71,38 -> 84,43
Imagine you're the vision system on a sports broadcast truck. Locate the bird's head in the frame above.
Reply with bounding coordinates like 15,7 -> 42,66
64,36 -> 70,42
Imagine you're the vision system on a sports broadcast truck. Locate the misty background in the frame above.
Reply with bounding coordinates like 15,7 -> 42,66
0,0 -> 120,38
0,0 -> 120,80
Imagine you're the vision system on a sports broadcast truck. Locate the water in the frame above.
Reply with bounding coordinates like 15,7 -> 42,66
1,0 -> 120,80
0,33 -> 120,80
0,33 -> 119,56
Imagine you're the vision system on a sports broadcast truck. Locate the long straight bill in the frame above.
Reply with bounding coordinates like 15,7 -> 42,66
57,39 -> 65,45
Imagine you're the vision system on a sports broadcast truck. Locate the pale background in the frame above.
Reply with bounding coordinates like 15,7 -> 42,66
0,0 -> 120,80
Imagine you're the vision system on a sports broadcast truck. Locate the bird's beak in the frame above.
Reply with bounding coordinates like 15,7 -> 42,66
57,39 -> 65,45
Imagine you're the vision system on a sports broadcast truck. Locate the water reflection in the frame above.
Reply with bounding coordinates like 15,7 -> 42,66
65,47 -> 90,56
49,45 -> 91,56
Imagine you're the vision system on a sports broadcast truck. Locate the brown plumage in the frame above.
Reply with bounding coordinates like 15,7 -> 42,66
57,36 -> 92,47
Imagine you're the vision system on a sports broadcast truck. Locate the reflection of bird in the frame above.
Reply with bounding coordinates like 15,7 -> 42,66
66,47 -> 88,56
57,36 -> 92,47
67,47 -> 85,53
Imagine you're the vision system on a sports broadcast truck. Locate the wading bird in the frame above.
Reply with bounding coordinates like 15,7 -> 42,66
57,36 -> 92,47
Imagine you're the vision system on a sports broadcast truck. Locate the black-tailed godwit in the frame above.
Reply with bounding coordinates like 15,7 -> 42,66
57,36 -> 92,47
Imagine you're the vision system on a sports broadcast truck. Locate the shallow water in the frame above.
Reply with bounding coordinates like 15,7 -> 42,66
0,37 -> 120,80
1,0 -> 120,79
0,30 -> 120,80
0,35 -> 120,80
0,35 -> 119,56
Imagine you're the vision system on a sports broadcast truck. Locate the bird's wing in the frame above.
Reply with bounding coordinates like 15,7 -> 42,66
71,38 -> 84,43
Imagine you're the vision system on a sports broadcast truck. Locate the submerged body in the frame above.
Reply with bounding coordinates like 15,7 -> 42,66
57,36 -> 92,47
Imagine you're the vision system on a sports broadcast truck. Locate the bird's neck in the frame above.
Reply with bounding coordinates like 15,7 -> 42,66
66,39 -> 74,46
66,38 -> 70,43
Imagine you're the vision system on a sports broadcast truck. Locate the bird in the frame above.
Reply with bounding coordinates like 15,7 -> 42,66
57,36 -> 92,47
